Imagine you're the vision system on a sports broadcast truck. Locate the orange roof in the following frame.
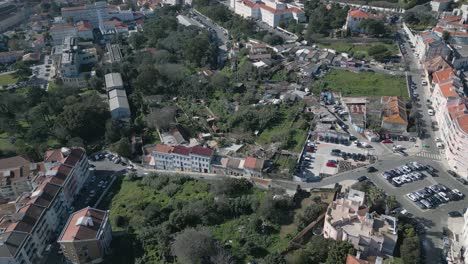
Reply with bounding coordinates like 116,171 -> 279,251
381,96 -> 408,125
58,207 -> 108,242
441,15 -> 461,22
432,68 -> 455,84
448,103 -> 467,120
438,82 -> 459,98
348,9 -> 370,18
154,144 -> 173,154
346,255 -> 369,264
456,114 -> 468,134
244,157 -> 264,171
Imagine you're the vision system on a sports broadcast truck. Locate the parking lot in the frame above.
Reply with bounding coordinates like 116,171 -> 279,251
72,153 -> 134,210
380,161 -> 436,187
407,184 -> 465,211
298,137 -> 372,179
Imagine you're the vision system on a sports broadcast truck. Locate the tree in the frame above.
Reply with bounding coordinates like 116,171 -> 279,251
114,137 -> 132,158
262,252 -> 286,264
401,236 -> 420,264
442,30 -> 450,42
305,236 -> 333,263
368,44 -> 392,62
359,19 -> 386,36
56,94 -> 109,142
325,241 -> 356,264
171,229 -> 217,264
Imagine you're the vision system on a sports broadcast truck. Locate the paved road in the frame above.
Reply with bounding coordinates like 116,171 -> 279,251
190,9 -> 229,46
274,154 -> 466,263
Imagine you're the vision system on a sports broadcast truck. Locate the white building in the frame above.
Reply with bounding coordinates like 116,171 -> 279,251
108,89 -> 131,120
231,0 -> 305,28
105,72 -> 124,91
53,36 -> 98,88
430,0 -> 451,13
431,68 -> 468,179
152,144 -> 213,173
61,1 -> 134,28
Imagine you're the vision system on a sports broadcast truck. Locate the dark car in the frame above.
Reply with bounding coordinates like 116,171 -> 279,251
367,166 -> 377,173
447,170 -> 458,177
448,211 -> 462,217
358,176 -> 368,182
456,177 -> 468,185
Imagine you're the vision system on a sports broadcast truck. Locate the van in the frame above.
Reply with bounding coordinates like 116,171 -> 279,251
428,109 -> 434,116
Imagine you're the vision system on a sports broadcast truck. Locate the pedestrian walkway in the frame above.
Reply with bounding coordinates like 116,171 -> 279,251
416,151 -> 442,160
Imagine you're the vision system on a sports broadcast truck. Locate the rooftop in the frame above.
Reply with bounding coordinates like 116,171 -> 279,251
105,72 -> 123,89
58,207 -> 109,242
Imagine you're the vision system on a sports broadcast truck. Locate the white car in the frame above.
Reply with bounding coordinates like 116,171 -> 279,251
436,142 -> 444,149
435,138 -> 442,142
438,192 -> 450,202
407,193 -> 418,201
452,189 -> 463,197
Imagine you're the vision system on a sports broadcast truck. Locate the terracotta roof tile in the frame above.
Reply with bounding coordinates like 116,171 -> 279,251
58,207 -> 107,241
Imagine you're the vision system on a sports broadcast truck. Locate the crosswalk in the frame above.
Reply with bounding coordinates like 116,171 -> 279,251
415,151 -> 443,160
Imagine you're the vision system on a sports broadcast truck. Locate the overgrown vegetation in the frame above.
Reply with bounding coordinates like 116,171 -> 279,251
106,175 -> 353,263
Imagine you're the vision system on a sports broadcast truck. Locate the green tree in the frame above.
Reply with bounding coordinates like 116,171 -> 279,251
325,241 -> 356,264
56,94 -> 109,142
262,252 -> 286,264
401,236 -> 420,264
114,137 -> 132,158
359,19 -> 386,36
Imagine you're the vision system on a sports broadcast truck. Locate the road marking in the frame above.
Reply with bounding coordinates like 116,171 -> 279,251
416,151 -> 442,160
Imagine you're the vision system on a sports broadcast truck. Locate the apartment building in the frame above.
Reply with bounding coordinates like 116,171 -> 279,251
430,67 -> 468,179
61,1 -> 134,28
52,36 -> 97,88
231,0 -> 305,28
50,20 -> 94,45
152,144 -> 213,173
58,207 -> 112,264
323,189 -> 398,257
0,156 -> 42,202
0,147 -> 90,264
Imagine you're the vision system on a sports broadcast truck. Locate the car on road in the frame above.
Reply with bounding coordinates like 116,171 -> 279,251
448,211 -> 462,217
381,139 -> 393,144
447,170 -> 458,177
367,166 -> 377,173
358,176 -> 368,182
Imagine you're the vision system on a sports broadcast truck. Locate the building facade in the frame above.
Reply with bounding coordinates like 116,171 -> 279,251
231,0 -> 305,28
61,1 -> 134,28
430,68 -> 468,179
152,144 -> 213,173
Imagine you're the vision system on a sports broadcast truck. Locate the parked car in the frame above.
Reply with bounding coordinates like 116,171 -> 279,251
358,176 -> 368,182
381,139 -> 393,144
447,170 -> 458,177
449,211 -> 462,217
367,166 -> 377,173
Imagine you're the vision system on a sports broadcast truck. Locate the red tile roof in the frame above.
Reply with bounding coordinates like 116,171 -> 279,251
154,144 -> 173,154
438,82 -> 459,98
244,157 -> 264,171
456,114 -> 468,134
58,207 -> 108,242
432,68 -> 455,84
239,0 -> 304,14
348,9 -> 370,19
191,146 -> 213,157
172,145 -> 191,156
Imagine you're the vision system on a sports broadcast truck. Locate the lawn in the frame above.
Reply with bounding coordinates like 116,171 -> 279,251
316,69 -> 408,99
0,73 -> 17,87
317,41 -> 399,61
